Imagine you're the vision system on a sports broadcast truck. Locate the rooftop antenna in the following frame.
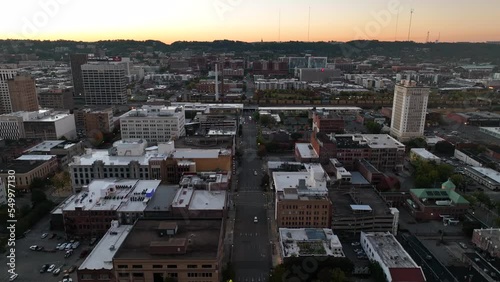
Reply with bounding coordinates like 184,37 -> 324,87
308,6 -> 311,42
426,31 -> 430,43
436,32 -> 441,43
394,7 -> 400,41
407,8 -> 414,41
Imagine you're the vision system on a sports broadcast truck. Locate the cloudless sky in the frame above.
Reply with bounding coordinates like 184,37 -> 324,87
1,0 -> 499,43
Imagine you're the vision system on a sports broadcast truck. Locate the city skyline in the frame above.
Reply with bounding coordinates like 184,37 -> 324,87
1,0 -> 499,43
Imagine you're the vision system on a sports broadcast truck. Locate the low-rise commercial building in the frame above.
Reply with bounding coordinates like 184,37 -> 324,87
312,111 -> 345,134
120,105 -> 185,143
329,188 -> 399,235
24,140 -> 84,167
279,228 -> 344,260
410,148 -> 441,164
69,140 -> 231,191
472,228 -> 500,258
112,219 -> 223,282
480,127 -> 500,140
58,179 -> 162,237
273,164 -> 332,228
406,183 -> 469,221
360,232 -> 426,282
38,88 -> 74,110
77,221 -> 131,282
294,143 -> 319,163
0,155 -> 58,191
463,166 -> 500,191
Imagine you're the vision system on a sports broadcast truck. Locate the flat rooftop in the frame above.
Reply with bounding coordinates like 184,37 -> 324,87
468,167 -> 500,185
16,154 -> 56,161
189,190 -> 226,210
0,159 -> 50,174
24,140 -> 65,152
61,179 -> 161,212
362,232 -> 418,268
481,127 -> 500,137
335,134 -> 405,149
411,148 -> 441,161
329,188 -> 390,216
295,143 -> 319,159
144,185 -> 178,212
114,219 -> 222,260
79,224 -> 132,270
273,164 -> 329,194
279,228 -> 344,257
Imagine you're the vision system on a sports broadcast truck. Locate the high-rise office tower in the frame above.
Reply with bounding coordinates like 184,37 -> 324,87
390,80 -> 429,142
0,69 -> 18,114
81,63 -> 127,105
69,54 -> 88,97
7,74 -> 39,112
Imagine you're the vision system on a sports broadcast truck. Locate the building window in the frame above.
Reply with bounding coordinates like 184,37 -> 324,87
167,265 -> 177,268
132,265 -> 142,268
187,264 -> 197,268
99,274 -> 110,280
152,265 -> 162,268
117,265 -> 128,269
81,274 -> 93,280
202,264 -> 212,268
118,273 -> 129,277
132,273 -> 144,277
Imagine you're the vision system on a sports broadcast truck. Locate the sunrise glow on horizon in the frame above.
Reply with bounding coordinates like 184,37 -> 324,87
1,0 -> 499,44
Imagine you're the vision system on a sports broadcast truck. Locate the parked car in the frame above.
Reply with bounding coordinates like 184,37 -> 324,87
41,233 -> 48,239
68,265 -> 77,273
9,273 -> 18,281
65,244 -> 73,250
36,246 -> 44,251
459,242 -> 468,249
30,245 -> 38,251
53,267 -> 61,276
40,264 -> 49,273
351,242 -> 360,246
58,243 -> 67,250
89,237 -> 97,246
65,249 -> 73,258
47,264 -> 56,273
72,241 -> 80,249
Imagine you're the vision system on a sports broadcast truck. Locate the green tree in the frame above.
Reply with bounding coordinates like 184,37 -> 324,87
31,189 -> 47,205
450,174 -> 465,189
252,111 -> 260,121
331,268 -> 347,282
365,121 -> 382,134
29,177 -> 48,190
260,115 -> 275,127
370,262 -> 388,282
260,173 -> 270,190
434,141 -> 455,155
269,264 -> 286,282
291,132 -> 303,142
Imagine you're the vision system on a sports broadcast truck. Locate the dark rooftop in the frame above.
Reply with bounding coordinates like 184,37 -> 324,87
114,219 -> 222,260
357,159 -> 380,174
335,136 -> 370,149
144,185 -> 179,212
0,159 -> 49,174
328,187 -> 390,216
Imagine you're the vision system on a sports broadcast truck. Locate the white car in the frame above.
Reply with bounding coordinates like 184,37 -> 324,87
254,216 -> 258,223
72,242 -> 80,249
41,233 -> 48,239
29,245 -> 38,251
254,171 -> 257,176
9,273 -> 18,281
58,243 -> 67,250
65,244 -> 73,250
47,264 -> 56,273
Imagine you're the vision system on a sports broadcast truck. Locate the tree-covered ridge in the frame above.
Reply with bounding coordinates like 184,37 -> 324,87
1,39 -> 500,64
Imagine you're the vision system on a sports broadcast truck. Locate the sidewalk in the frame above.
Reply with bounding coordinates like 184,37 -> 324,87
267,192 -> 281,267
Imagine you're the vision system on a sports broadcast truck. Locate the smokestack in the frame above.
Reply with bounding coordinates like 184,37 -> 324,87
215,63 -> 219,101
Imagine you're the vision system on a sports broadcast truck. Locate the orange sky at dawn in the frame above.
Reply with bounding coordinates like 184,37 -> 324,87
1,0 -> 499,43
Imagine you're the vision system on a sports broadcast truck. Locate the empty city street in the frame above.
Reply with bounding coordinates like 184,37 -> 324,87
232,113 -> 272,282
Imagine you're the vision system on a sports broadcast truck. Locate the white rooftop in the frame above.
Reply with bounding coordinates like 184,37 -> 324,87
189,190 -> 226,210
24,140 -> 65,152
61,179 -> 161,212
279,228 -> 344,258
295,143 -> 319,159
79,223 -> 132,270
273,164 -> 329,195
411,148 -> 441,161
424,136 -> 445,145
481,127 -> 500,137
362,232 -> 418,268
16,155 -> 56,161
469,167 -> 500,184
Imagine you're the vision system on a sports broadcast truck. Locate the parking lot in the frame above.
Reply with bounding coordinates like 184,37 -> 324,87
2,215 -> 91,282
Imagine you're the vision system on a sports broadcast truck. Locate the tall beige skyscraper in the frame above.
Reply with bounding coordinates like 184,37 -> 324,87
390,80 -> 429,142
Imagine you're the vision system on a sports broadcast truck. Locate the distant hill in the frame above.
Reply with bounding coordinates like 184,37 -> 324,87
1,39 -> 500,64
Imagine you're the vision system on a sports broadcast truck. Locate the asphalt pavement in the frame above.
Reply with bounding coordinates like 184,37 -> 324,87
232,113 -> 272,282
